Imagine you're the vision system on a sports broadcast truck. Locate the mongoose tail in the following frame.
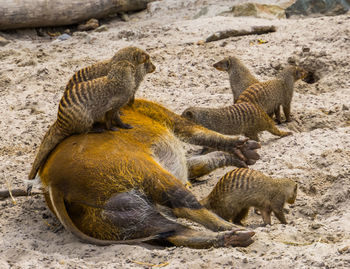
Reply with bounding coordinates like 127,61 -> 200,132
28,122 -> 68,179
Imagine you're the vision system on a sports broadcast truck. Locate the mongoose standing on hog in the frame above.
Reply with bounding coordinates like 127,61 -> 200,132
182,102 -> 292,141
28,59 -> 141,180
201,168 -> 297,225
237,65 -> 307,123
65,46 -> 155,105
213,56 -> 259,103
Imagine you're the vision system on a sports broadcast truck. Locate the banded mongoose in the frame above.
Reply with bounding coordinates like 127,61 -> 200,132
237,66 -> 307,123
28,60 -> 138,180
213,56 -> 259,102
39,99 -> 260,248
181,102 -> 292,141
65,46 -> 154,105
66,46 -> 149,89
201,168 -> 297,225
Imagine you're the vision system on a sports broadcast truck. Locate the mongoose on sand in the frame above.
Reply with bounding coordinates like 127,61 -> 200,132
201,168 -> 297,225
237,66 -> 306,123
38,99 -> 260,248
213,56 -> 259,102
28,60 -> 137,180
181,102 -> 292,141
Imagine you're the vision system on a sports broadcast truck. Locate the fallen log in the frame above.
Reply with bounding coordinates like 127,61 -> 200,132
0,0 -> 155,30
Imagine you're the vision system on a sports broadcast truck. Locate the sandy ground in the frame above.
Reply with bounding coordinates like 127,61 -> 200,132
1,0 -> 350,268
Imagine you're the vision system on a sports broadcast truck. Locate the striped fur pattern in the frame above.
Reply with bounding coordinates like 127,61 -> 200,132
213,56 -> 259,102
237,66 -> 306,123
181,102 -> 291,141
201,168 -> 297,225
28,60 -> 137,180
65,46 -> 150,91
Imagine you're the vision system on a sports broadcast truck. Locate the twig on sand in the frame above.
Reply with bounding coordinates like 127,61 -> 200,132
131,260 -> 170,267
0,188 -> 41,200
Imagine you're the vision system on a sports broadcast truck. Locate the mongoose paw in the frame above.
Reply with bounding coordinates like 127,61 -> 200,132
235,140 -> 261,166
222,230 -> 255,247
109,127 -> 119,132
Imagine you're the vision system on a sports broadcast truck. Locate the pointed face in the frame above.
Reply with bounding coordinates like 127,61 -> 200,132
144,60 -> 156,73
213,58 -> 230,71
287,183 -> 298,204
294,66 -> 308,80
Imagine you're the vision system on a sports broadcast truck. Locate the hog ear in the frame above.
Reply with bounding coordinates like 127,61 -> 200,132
184,110 -> 194,119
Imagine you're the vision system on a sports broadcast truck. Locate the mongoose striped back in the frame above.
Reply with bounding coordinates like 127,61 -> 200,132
210,168 -> 257,196
65,60 -> 110,90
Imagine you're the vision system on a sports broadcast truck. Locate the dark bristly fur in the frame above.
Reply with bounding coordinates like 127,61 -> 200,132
201,168 -> 297,225
182,102 -> 292,141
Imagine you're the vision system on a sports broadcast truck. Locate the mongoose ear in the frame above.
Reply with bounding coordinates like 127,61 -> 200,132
138,53 -> 149,64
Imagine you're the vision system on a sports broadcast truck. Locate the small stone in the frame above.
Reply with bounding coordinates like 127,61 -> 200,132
220,41 -> 228,47
338,246 -> 349,254
120,12 -> 130,22
57,33 -> 71,41
0,36 -> 10,46
243,258 -> 248,263
310,223 -> 322,229
287,56 -> 297,65
302,46 -> 310,52
77,18 -> 99,31
342,104 -> 349,110
73,31 -> 88,37
95,25 -> 109,32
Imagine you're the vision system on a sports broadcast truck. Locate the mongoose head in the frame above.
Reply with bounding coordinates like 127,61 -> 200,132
181,107 -> 207,123
282,178 -> 298,204
281,66 -> 308,82
112,46 -> 150,66
213,56 -> 242,72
